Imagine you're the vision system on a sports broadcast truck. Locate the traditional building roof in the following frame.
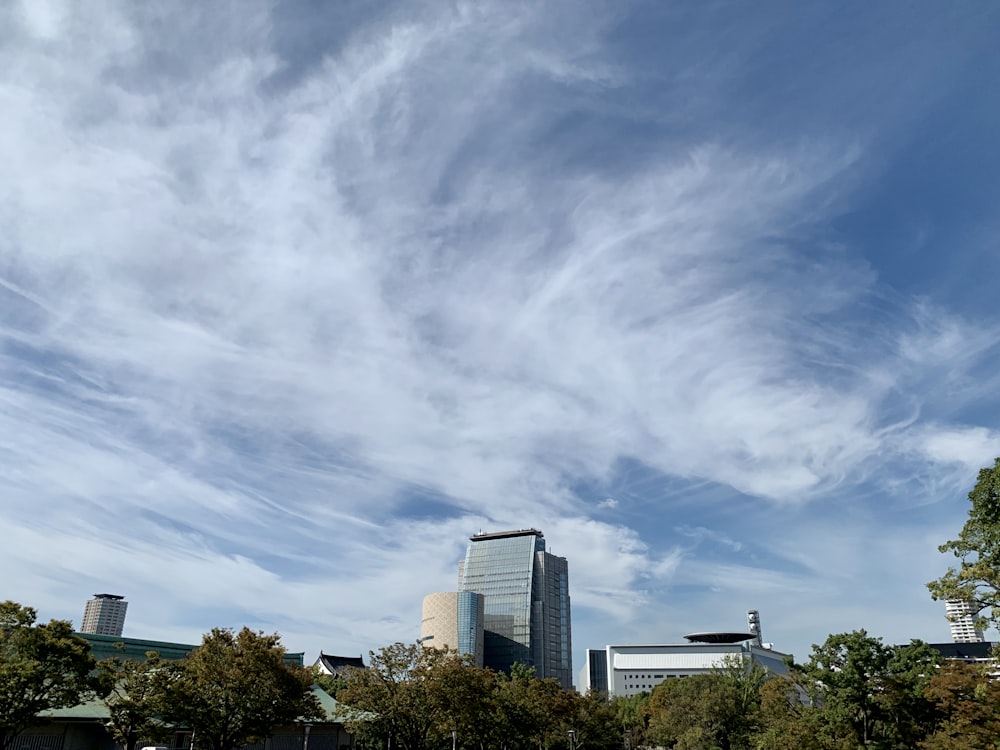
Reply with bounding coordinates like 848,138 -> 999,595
315,652 -> 366,675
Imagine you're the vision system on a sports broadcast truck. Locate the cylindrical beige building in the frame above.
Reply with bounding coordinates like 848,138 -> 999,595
421,591 -> 485,667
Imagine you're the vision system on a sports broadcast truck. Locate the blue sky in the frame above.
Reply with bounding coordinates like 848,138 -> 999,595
3,0 -> 1000,670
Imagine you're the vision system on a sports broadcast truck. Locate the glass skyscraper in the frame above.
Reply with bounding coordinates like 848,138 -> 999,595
458,529 -> 573,688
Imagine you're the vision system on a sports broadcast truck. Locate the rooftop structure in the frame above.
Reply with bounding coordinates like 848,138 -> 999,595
683,631 -> 757,644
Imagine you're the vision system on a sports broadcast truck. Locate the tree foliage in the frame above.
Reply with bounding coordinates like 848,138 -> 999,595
97,650 -> 172,750
754,676 -> 822,750
928,457 -> 1000,630
0,601 -> 103,750
339,644 -> 617,750
610,693 -> 649,750
333,633 -> 993,750
338,642 -> 444,750
920,661 -> 1000,750
160,627 -> 322,750
643,659 -> 767,750
792,631 -> 940,750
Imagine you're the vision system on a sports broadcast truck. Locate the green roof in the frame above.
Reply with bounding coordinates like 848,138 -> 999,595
311,685 -> 373,724
76,633 -> 305,667
76,633 -> 199,663
40,694 -> 109,721
39,686 -> 356,725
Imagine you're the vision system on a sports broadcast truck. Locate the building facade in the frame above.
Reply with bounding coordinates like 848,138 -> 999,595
80,594 -> 128,637
945,599 -> 985,643
420,591 -> 486,666
579,634 -> 792,698
457,529 -> 573,688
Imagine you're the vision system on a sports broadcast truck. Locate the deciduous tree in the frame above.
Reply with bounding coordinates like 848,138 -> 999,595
0,601 -> 103,750
97,651 -> 172,750
928,457 -> 1000,632
339,642 -> 443,750
795,630 -> 893,748
161,627 -> 322,750
920,660 -> 1000,750
794,632 -> 940,750
644,667 -> 762,750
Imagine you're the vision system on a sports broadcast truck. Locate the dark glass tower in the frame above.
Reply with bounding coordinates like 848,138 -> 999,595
458,529 -> 573,688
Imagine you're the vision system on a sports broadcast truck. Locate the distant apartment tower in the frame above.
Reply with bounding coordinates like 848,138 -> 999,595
458,529 -> 573,688
946,599 -> 985,643
420,591 -> 485,667
80,593 -> 128,636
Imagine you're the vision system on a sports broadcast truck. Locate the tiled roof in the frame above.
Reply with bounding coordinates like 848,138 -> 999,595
316,653 -> 365,673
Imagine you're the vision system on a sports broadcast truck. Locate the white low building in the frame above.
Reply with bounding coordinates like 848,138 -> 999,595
580,632 -> 792,697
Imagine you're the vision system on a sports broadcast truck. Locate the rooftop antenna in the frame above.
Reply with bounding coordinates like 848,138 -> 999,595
747,609 -> 763,648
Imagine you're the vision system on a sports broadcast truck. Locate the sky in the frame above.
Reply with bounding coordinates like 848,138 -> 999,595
3,0 -> 1000,674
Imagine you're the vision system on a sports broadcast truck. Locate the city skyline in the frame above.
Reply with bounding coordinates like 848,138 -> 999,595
3,1 -> 1000,669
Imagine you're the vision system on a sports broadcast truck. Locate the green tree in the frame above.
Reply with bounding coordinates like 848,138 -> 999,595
920,661 -> 1000,750
0,601 -> 103,750
645,667 -> 762,750
795,630 -> 893,748
161,627 -> 322,750
97,650 -> 172,750
611,693 -> 648,750
928,457 -> 1000,632
880,640 -> 941,747
338,647 -> 597,750
492,663 -> 563,750
793,632 -> 940,750
754,677 -> 823,750
565,690 -> 620,750
339,643 -> 444,750
426,650 -> 500,750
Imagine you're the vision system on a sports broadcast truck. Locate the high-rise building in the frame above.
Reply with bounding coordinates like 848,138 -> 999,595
420,591 -> 485,666
946,599 -> 985,643
458,529 -> 573,688
80,593 -> 128,636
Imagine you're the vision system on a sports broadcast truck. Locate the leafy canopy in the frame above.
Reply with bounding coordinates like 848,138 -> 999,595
928,457 -> 1000,631
160,627 -> 322,750
0,601 -> 103,750
97,650 -> 173,750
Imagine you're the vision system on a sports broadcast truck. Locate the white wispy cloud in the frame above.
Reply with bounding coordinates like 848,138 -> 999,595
1,0 -> 999,665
